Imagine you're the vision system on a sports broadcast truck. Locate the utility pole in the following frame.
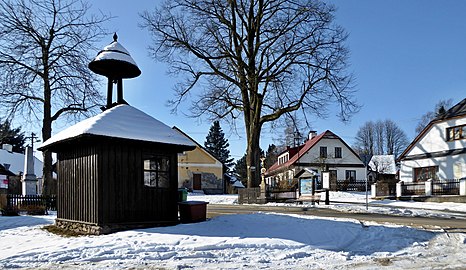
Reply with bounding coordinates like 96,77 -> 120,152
25,132 -> 40,149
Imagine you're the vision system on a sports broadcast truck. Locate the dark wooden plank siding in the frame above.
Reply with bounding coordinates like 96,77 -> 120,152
55,137 -> 186,227
97,140 -> 179,225
57,145 -> 98,224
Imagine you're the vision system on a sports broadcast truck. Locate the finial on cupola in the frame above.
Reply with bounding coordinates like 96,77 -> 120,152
88,33 -> 141,110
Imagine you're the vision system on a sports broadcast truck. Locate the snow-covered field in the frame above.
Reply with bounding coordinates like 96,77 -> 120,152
1,192 -> 465,269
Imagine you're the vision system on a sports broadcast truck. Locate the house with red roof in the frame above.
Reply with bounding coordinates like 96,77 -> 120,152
265,130 -> 365,188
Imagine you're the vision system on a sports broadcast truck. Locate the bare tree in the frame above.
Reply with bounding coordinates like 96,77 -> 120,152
374,121 -> 384,155
415,99 -> 453,134
141,0 -> 358,187
273,113 -> 307,149
384,119 -> 408,157
0,0 -> 110,195
355,119 -> 408,158
354,121 -> 375,155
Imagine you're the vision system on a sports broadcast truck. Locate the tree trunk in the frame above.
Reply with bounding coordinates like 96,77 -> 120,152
245,129 -> 261,188
41,79 -> 53,196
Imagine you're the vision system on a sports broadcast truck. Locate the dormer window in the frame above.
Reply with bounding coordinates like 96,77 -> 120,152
278,153 -> 289,165
446,125 -> 466,141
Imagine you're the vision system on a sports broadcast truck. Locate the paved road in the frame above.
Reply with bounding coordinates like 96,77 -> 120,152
207,204 -> 466,232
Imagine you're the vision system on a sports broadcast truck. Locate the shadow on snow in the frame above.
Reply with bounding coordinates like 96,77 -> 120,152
142,212 -> 437,256
0,214 -> 54,230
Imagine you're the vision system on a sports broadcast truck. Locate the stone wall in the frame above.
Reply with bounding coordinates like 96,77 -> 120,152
55,219 -> 179,235
56,219 -> 108,235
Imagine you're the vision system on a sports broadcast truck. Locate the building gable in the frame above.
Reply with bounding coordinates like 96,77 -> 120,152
399,98 -> 466,161
296,136 -> 363,166
266,130 -> 363,176
173,127 -> 223,166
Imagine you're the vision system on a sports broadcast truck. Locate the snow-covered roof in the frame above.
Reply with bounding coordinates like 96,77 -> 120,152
368,155 -> 396,174
88,34 -> 141,79
232,180 -> 245,188
0,149 -> 43,177
39,104 -> 196,150
94,41 -> 138,67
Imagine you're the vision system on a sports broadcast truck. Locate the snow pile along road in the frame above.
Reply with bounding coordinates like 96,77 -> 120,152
0,211 -> 465,269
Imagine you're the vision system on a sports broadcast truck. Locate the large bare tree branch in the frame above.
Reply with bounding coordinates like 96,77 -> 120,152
141,0 -> 359,187
0,0 -> 111,195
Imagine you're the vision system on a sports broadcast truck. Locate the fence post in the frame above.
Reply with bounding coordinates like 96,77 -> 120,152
6,194 -> 11,208
425,180 -> 432,196
460,179 -> 466,196
396,181 -> 403,198
325,189 -> 330,205
371,183 -> 377,198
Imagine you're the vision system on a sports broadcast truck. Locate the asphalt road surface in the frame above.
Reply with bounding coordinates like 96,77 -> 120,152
207,204 -> 466,233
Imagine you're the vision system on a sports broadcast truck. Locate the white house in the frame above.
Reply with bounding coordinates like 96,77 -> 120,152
398,98 -> 466,182
0,145 -> 43,177
0,144 -> 44,193
265,130 -> 366,188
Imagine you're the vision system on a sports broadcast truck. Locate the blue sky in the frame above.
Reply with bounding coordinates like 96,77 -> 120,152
83,0 -> 465,160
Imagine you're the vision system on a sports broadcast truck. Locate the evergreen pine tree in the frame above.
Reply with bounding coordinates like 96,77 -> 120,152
204,121 -> 234,171
233,153 -> 247,184
0,121 -> 26,153
264,144 -> 279,169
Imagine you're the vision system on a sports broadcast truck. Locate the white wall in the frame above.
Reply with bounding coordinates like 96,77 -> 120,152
400,155 -> 466,182
409,118 -> 466,156
298,138 -> 366,180
401,117 -> 466,182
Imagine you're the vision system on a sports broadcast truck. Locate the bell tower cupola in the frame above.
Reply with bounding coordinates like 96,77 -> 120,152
88,33 -> 141,109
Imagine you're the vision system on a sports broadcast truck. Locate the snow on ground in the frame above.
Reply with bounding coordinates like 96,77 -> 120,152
1,192 -> 465,269
189,191 -> 466,219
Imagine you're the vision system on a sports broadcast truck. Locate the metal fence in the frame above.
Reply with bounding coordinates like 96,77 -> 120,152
336,180 -> 371,192
7,194 -> 57,211
432,179 -> 460,195
401,182 -> 425,196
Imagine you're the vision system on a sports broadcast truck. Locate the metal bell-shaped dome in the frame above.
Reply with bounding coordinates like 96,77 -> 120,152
89,33 -> 141,79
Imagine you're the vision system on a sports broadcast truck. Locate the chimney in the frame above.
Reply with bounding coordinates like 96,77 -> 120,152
2,144 -> 13,153
308,131 -> 317,140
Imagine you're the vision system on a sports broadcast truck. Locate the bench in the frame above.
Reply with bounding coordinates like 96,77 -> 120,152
295,194 -> 321,205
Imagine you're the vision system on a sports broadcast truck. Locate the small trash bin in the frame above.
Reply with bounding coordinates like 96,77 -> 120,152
178,201 -> 209,223
178,188 -> 188,202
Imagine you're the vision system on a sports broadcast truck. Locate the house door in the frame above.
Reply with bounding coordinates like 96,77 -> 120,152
193,174 -> 202,190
